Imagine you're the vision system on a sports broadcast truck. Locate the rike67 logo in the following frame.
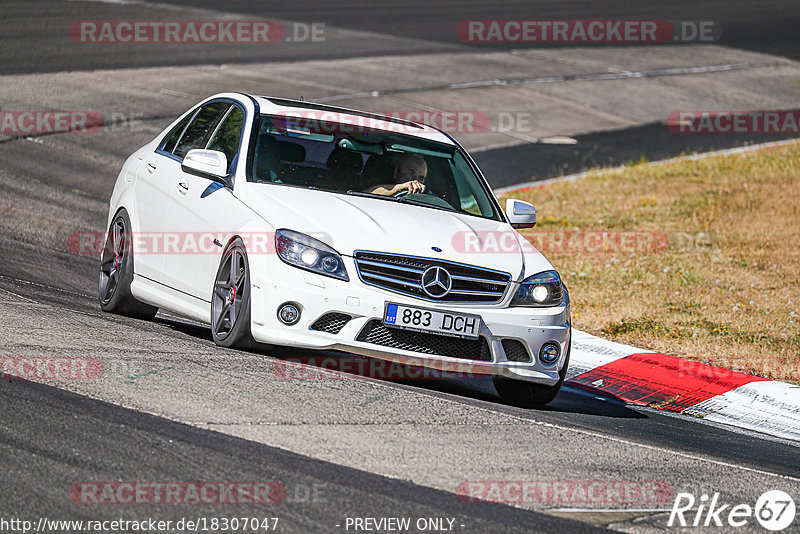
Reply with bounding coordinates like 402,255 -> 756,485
669,490 -> 796,531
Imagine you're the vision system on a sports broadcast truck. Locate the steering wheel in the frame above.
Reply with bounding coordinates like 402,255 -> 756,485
392,189 -> 410,198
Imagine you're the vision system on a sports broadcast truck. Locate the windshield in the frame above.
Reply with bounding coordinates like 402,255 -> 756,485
248,114 -> 500,221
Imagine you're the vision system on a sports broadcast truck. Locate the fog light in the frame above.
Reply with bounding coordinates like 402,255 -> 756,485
278,302 -> 301,325
539,342 -> 560,365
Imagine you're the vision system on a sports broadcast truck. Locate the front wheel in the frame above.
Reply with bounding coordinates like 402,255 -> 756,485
99,209 -> 158,319
493,335 -> 571,407
211,238 -> 255,349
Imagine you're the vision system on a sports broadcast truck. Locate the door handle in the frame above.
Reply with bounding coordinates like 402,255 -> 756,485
177,181 -> 189,194
146,161 -> 157,173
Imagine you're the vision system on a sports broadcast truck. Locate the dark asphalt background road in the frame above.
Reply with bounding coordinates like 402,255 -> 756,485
1,1 -> 799,532
5,0 -> 799,74
0,377 -> 604,533
3,1 -> 799,186
2,275 -> 799,531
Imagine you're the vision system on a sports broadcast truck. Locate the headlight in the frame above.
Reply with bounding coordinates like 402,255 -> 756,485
275,229 -> 349,281
511,270 -> 563,307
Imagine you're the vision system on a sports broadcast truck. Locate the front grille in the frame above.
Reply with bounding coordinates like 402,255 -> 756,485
310,312 -> 351,334
353,251 -> 510,303
356,320 -> 492,361
502,339 -> 531,362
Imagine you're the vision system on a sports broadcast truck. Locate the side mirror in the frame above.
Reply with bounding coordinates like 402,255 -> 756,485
182,149 -> 229,184
505,198 -> 537,229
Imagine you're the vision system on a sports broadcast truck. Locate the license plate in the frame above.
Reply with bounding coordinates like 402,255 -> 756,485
383,303 -> 480,339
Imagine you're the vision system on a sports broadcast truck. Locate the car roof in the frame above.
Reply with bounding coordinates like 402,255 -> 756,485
249,94 -> 456,145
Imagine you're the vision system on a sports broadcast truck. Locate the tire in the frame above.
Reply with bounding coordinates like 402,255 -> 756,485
210,238 -> 255,349
493,333 -> 571,407
99,209 -> 158,319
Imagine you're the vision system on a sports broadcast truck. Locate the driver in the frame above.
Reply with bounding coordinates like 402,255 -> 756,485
365,153 -> 427,196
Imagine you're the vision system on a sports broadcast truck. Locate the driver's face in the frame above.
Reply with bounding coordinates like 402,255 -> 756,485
395,160 -> 427,182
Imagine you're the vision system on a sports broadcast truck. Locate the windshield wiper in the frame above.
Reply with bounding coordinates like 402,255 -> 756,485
345,190 -> 458,214
344,190 -> 402,202
397,197 -> 457,214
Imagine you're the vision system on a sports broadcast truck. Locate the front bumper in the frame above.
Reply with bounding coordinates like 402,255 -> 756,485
249,256 -> 570,385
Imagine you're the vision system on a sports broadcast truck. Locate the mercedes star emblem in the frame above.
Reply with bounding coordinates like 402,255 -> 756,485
420,266 -> 452,298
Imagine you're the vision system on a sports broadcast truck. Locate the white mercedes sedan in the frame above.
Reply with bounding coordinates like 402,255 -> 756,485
100,93 -> 571,405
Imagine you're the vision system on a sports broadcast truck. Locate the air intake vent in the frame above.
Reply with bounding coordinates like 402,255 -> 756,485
356,320 -> 492,361
501,339 -> 531,362
309,312 -> 351,334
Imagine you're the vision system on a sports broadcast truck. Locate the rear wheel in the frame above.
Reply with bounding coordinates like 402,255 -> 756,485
211,238 -> 255,349
493,335 -> 571,407
99,209 -> 158,319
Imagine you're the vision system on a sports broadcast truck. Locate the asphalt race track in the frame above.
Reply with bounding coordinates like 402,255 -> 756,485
1,1 -> 799,532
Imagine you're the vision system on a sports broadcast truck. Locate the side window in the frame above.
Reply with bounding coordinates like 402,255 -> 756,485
206,106 -> 244,173
161,113 -> 193,154
173,101 -> 229,159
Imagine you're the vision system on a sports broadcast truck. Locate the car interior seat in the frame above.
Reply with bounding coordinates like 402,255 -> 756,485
360,154 -> 394,191
325,148 -> 363,191
252,134 -> 280,182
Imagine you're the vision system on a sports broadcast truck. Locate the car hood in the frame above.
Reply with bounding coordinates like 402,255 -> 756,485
239,184 -> 554,281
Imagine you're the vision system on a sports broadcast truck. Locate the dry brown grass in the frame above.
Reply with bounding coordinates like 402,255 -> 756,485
502,143 -> 800,382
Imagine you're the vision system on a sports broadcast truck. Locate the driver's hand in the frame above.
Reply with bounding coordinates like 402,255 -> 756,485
394,180 -> 425,194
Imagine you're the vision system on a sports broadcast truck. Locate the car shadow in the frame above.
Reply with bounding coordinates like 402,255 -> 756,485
153,315 -> 213,339
398,375 -> 644,419
154,315 -> 644,419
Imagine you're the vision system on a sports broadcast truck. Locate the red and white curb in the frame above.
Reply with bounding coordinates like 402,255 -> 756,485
565,330 -> 800,442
